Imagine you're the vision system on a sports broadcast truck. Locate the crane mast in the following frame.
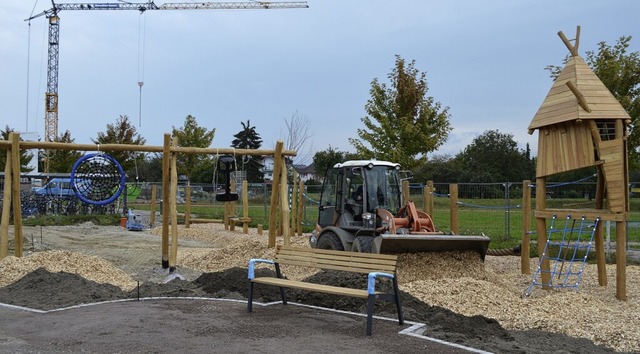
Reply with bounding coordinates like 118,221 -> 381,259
27,1 -> 308,172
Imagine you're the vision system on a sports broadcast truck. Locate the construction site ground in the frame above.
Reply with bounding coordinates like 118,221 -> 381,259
0,221 -> 638,353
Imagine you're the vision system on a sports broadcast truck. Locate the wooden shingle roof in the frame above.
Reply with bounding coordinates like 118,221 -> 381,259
528,41 -> 631,133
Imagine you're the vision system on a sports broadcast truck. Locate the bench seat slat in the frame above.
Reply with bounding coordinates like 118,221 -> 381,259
278,246 -> 398,261
276,252 -> 397,268
251,278 -> 372,298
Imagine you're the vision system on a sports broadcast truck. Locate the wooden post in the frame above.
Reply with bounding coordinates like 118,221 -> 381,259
150,184 -> 157,228
595,221 -> 607,286
449,184 -> 459,234
402,180 -> 410,204
535,177 -> 551,289
521,180 -> 531,274
425,180 -> 434,215
242,180 -> 249,234
291,171 -> 298,236
268,141 -> 284,248
0,152 -> 12,259
10,133 -> 23,257
185,185 -> 191,228
258,224 -> 263,235
616,221 -> 627,300
297,178 -> 304,236
169,136 -> 179,271
280,160 -> 290,245
161,133 -> 170,269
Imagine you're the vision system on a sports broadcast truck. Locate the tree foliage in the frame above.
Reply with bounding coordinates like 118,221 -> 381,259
312,146 -> 361,178
0,126 -> 34,173
47,130 -> 83,173
92,115 -> 146,174
171,115 -> 215,182
349,55 -> 452,170
456,130 -> 535,183
546,36 -> 640,166
231,120 -> 264,183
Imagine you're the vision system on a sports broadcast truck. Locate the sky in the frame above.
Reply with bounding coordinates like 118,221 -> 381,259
2,1 -> 639,167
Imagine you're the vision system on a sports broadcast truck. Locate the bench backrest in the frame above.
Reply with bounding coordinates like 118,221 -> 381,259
276,246 -> 397,275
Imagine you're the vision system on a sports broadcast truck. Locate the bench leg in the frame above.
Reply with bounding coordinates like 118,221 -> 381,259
366,295 -> 375,336
393,277 -> 404,325
247,281 -> 254,312
275,264 -> 288,305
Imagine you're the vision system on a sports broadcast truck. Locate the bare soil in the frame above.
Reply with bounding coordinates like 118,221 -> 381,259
0,221 -> 636,353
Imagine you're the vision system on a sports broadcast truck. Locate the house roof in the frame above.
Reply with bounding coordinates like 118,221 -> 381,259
528,55 -> 631,133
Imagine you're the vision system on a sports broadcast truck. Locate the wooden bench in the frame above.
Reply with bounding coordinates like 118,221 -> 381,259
247,246 -> 403,335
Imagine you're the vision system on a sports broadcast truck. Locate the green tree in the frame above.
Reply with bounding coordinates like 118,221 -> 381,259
456,130 -> 535,183
231,120 -> 264,183
0,126 -> 34,173
546,36 -> 640,167
412,154 -> 463,183
47,130 -> 83,173
312,146 -> 361,178
92,115 -> 146,173
171,115 -> 215,182
349,55 -> 452,170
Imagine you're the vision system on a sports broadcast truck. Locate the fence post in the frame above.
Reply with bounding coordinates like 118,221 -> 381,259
424,180 -> 434,215
450,184 -> 459,234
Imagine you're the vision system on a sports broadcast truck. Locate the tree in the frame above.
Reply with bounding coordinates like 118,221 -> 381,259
412,154 -> 463,183
456,130 -> 535,183
47,130 -> 83,173
546,36 -> 640,166
171,115 -> 215,183
231,120 -> 264,183
92,115 -> 146,173
282,111 -> 313,165
349,55 -> 452,170
312,146 -> 360,178
0,126 -> 34,173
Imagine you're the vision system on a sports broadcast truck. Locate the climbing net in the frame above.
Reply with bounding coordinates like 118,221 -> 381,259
523,214 -> 600,297
70,153 -> 125,205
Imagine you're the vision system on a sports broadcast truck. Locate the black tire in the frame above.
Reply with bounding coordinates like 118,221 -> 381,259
316,231 -> 344,251
351,236 -> 373,253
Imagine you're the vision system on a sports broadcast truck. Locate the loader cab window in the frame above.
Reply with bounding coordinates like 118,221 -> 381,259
318,168 -> 340,227
364,166 -> 401,214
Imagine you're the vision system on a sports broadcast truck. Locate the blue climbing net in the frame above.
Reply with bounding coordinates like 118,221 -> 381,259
523,214 -> 600,298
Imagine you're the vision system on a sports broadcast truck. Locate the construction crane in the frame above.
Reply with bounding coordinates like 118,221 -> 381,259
26,1 -> 308,172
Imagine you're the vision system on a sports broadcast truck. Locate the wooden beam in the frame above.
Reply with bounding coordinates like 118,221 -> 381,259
280,160 -> 290,245
535,177 -> 551,289
10,133 -> 23,257
616,221 -> 627,300
449,184 -> 459,234
268,141 -> 284,248
521,180 -> 531,275
1,140 -> 297,157
566,80 -> 592,113
169,136 -> 179,271
161,134 -> 170,269
0,152 -> 12,259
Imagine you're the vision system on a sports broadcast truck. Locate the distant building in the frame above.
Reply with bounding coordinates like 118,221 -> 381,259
260,156 -> 316,182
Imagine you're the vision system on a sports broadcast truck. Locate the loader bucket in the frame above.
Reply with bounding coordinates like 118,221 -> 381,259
375,234 -> 491,261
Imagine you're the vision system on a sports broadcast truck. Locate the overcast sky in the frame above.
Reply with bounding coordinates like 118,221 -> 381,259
2,1 -> 639,165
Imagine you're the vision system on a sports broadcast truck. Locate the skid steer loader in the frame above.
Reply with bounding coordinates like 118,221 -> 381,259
308,160 -> 491,260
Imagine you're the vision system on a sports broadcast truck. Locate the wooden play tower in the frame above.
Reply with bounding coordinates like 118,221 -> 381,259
527,27 -> 631,300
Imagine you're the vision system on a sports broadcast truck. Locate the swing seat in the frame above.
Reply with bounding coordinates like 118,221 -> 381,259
216,192 -> 239,202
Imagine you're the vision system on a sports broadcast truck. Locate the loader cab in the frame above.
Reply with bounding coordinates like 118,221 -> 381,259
318,161 -> 402,229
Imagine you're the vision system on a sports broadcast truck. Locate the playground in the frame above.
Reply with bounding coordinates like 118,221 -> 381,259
0,222 -> 638,353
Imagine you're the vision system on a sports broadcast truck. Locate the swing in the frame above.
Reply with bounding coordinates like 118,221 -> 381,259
70,153 -> 125,205
215,155 -> 239,202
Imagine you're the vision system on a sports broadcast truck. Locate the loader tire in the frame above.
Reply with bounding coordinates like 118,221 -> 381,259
351,236 -> 373,253
317,231 -> 344,251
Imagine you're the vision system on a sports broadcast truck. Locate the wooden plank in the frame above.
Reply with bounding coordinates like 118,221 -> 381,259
279,246 -> 397,261
535,209 -> 626,222
251,278 -> 371,298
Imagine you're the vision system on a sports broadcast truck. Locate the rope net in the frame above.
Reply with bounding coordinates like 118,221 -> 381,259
524,214 -> 600,297
71,153 -> 125,205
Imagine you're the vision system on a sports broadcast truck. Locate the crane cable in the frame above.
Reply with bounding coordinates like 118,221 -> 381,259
137,11 -> 146,127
